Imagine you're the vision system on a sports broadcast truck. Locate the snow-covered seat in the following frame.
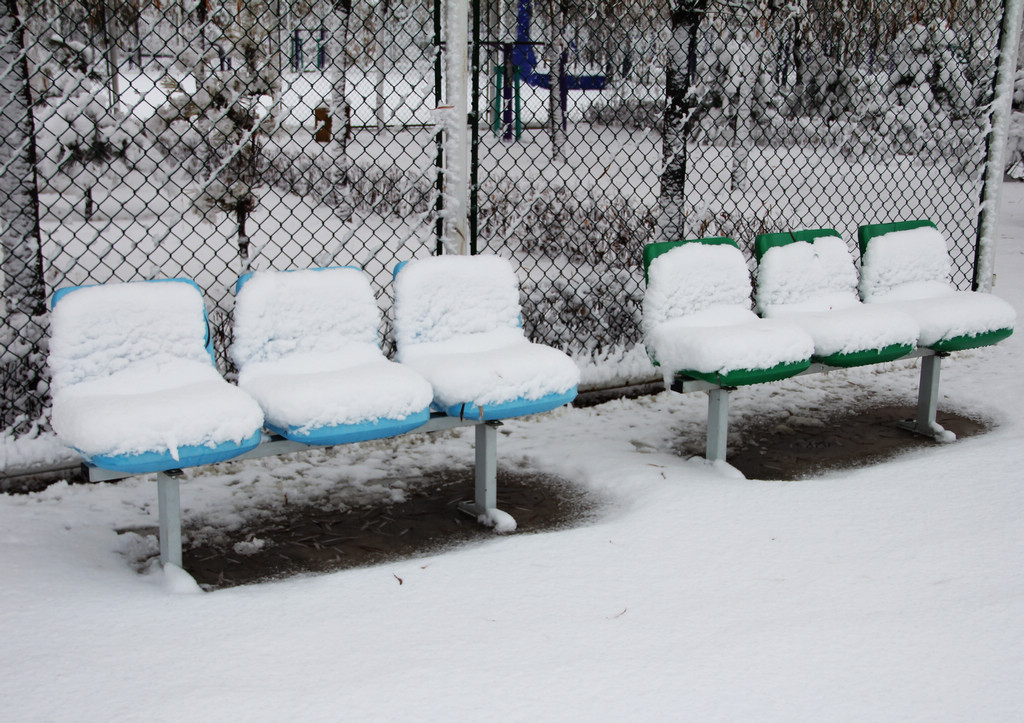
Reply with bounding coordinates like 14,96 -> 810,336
858,220 -> 1015,351
642,238 -> 815,387
231,266 -> 433,445
392,254 -> 579,420
48,279 -> 264,475
754,228 -> 919,367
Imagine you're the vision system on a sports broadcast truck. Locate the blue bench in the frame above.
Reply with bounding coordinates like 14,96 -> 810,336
51,256 -> 579,569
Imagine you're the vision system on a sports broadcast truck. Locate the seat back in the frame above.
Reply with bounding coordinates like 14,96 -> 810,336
858,220 -> 952,301
231,266 -> 382,368
49,279 -> 214,391
642,238 -> 751,329
754,229 -> 860,311
392,254 -> 523,349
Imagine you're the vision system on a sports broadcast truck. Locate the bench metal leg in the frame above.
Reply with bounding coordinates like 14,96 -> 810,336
156,470 -> 183,568
898,353 -> 956,442
459,421 -> 516,531
706,387 -> 731,462
474,420 -> 499,512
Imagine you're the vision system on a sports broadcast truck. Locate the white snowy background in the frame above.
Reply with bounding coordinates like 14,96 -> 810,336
0,181 -> 1019,720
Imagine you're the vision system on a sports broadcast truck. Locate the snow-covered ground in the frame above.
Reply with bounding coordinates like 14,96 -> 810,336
2,185 -> 1023,719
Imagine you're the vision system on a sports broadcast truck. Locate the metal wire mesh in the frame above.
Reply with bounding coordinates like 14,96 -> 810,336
0,0 -> 1009,437
473,0 -> 1004,366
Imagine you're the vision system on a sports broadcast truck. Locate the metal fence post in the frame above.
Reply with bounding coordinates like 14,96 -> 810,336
975,0 -> 1024,291
444,0 -> 470,254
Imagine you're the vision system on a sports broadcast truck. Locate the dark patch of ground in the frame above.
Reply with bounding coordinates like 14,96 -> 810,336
176,468 -> 596,591
119,404 -> 990,590
714,405 -> 987,480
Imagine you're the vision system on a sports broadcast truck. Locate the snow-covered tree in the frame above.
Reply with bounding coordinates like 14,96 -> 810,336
1,0 -> 47,430
152,0 -> 282,272
33,33 -> 138,220
546,0 -> 568,161
327,0 -> 353,155
660,0 -> 707,241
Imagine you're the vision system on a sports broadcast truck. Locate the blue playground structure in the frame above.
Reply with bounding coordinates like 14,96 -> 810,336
493,0 -> 606,139
512,0 -> 606,91
291,28 -> 327,72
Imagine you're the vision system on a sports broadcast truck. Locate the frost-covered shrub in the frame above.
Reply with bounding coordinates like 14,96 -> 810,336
521,268 -> 644,352
266,144 -> 436,221
477,179 -> 657,270
685,207 -> 780,259
32,35 -> 148,217
584,95 -> 663,130
1,340 -> 48,433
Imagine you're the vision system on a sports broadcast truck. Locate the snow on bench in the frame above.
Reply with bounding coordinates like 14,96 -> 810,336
643,225 -> 1015,465
49,279 -> 264,474
855,220 -> 1016,440
49,279 -> 266,566
754,229 -> 919,367
858,220 -> 1015,351
642,238 -> 814,387
393,254 -> 579,420
232,266 -> 433,445
642,237 -> 815,462
54,259 -> 581,568
392,254 -> 580,531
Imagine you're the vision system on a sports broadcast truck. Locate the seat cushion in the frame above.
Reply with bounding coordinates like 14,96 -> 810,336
232,267 -> 434,444
48,280 -> 264,474
858,222 -> 1015,350
393,256 -> 580,419
761,303 -> 919,366
646,306 -> 814,386
237,350 -> 434,444
399,329 -> 580,419
871,291 -> 1016,350
52,359 -> 264,473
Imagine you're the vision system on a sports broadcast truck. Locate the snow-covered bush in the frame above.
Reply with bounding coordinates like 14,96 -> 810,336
521,268 -> 644,352
266,144 -> 435,221
33,34 -> 146,218
35,93 -> 140,218
477,179 -> 657,270
584,95 -> 663,130
148,2 -> 281,270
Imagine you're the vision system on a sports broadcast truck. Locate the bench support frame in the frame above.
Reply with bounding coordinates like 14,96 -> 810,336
897,352 -> 955,441
457,420 -> 502,519
673,349 -> 952,463
157,469 -> 184,568
89,414 -> 506,569
706,387 -> 732,462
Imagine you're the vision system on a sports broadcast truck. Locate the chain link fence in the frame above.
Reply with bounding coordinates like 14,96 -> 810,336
0,0 -> 1012,444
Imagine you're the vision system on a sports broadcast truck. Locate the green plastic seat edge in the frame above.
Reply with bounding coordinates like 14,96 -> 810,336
928,327 -> 1013,353
676,358 -> 811,387
814,342 -> 914,368
753,228 -> 841,263
858,219 -> 937,258
642,237 -> 738,284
